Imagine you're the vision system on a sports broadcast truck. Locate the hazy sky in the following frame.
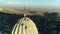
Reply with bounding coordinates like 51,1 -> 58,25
0,0 -> 60,8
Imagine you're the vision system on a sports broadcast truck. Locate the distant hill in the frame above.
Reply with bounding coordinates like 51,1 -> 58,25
0,7 -> 60,15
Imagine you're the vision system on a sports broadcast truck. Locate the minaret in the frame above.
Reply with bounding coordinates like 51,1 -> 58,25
11,6 -> 38,34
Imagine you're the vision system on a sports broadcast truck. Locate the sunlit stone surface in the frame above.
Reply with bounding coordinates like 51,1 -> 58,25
11,17 -> 38,34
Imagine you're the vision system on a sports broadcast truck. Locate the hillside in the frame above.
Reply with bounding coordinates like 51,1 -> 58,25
0,7 -> 60,16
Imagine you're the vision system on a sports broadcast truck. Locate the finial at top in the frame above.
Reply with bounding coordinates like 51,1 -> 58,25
24,6 -> 27,17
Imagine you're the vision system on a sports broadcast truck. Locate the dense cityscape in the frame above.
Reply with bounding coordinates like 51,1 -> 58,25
0,12 -> 60,34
